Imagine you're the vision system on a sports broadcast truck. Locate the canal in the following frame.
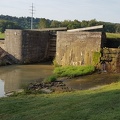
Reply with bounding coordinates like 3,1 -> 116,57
0,64 -> 120,97
0,64 -> 54,97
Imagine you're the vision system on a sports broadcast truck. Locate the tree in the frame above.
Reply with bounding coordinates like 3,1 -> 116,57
115,24 -> 120,33
104,22 -> 116,33
73,20 -> 81,28
81,20 -> 89,28
88,19 -> 98,27
61,20 -> 71,27
0,20 -> 21,33
38,18 -> 50,28
50,20 -> 61,28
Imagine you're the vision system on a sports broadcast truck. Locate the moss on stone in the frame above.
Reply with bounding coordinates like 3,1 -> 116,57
93,52 -> 101,65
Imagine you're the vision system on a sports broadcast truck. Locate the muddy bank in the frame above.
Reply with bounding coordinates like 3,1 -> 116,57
63,73 -> 120,90
24,72 -> 120,94
26,80 -> 72,94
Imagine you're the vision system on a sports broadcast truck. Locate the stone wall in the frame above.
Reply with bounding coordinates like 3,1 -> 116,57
22,30 -> 50,63
5,29 -> 50,63
56,31 -> 106,66
101,48 -> 120,73
5,29 -> 22,63
0,40 -> 5,50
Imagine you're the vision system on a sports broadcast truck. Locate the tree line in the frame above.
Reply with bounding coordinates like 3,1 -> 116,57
0,15 -> 120,33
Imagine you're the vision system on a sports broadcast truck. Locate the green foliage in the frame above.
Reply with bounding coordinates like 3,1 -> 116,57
103,22 -> 116,33
0,19 -> 22,33
1,15 -> 120,33
54,65 -> 95,78
93,52 -> 101,65
0,15 -> 40,29
81,20 -> 89,28
50,20 -> 61,28
61,20 -> 81,29
38,18 -> 50,28
0,81 -> 120,120
88,19 -> 99,27
43,75 -> 57,83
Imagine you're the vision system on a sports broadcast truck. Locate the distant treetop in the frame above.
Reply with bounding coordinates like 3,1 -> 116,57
0,15 -> 120,33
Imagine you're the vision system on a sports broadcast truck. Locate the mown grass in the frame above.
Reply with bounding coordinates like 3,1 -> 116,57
0,32 -> 5,39
106,32 -> 120,39
0,80 -> 120,120
54,65 -> 95,78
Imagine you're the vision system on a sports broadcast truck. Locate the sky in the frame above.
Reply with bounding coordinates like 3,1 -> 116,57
0,0 -> 120,23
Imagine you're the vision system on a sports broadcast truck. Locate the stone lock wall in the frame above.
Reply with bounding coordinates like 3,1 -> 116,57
2,28 -> 120,73
5,29 -> 23,63
0,40 -> 5,50
56,31 -> 105,66
22,30 -> 50,63
5,29 -> 50,64
101,48 -> 120,73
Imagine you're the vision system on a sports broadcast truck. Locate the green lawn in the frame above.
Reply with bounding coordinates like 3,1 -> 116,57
0,80 -> 120,120
106,32 -> 120,39
0,32 -> 5,39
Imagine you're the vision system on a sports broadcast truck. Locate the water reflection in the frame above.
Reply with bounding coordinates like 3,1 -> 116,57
0,65 -> 54,97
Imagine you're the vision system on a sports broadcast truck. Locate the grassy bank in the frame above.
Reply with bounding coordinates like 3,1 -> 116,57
0,80 -> 120,120
54,65 -> 95,78
106,32 -> 120,39
0,32 -> 5,39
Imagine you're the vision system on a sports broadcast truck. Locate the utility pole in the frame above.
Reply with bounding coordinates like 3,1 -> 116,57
30,3 -> 35,29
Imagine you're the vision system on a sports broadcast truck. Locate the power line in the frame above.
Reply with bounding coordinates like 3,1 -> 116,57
30,3 -> 35,29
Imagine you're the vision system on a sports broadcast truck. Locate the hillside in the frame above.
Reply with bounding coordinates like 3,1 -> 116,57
0,15 -> 40,29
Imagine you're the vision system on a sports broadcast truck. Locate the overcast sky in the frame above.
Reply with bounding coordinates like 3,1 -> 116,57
0,0 -> 120,23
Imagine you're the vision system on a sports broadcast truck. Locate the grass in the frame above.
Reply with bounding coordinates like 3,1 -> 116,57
0,80 -> 120,120
106,32 -> 120,39
43,75 -> 57,83
54,65 -> 95,78
0,32 -> 5,39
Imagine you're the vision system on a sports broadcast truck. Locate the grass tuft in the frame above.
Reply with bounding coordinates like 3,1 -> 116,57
43,75 -> 57,83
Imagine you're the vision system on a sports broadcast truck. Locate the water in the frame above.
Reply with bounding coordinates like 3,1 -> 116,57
0,64 -> 120,97
64,73 -> 120,90
0,64 -> 54,97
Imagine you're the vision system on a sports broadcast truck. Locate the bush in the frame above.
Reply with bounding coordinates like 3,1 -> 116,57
54,65 -> 95,78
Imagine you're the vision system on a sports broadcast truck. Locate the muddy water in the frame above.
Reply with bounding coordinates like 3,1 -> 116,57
0,64 -> 120,97
0,64 -> 54,97
64,73 -> 120,90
